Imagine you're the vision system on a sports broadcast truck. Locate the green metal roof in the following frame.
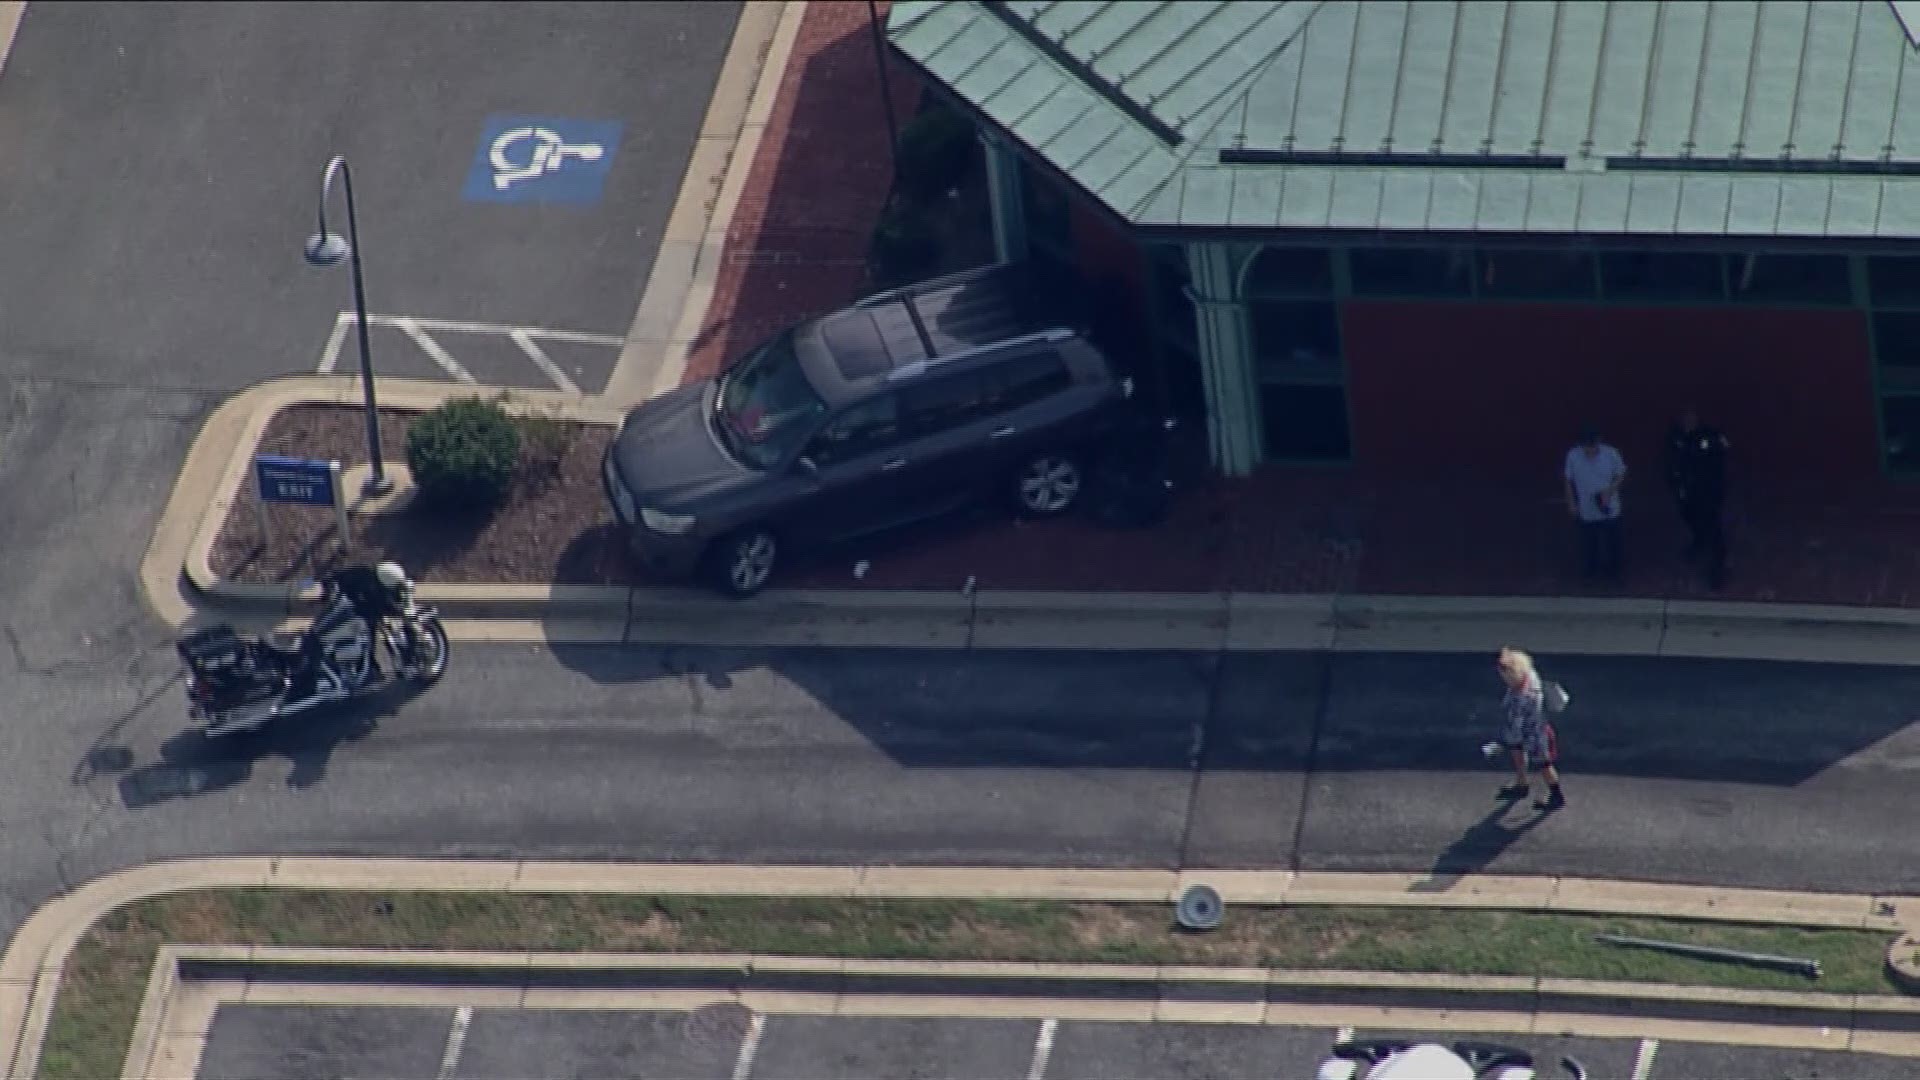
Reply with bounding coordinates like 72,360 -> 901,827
890,0 -> 1920,239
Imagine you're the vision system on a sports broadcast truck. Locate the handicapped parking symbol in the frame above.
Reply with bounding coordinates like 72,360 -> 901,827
490,126 -> 604,190
464,115 -> 622,204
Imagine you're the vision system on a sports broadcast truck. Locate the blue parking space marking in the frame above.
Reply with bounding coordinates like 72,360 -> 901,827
463,115 -> 622,204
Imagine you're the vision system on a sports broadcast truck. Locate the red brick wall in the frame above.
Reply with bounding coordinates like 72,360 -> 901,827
1339,301 -> 1880,494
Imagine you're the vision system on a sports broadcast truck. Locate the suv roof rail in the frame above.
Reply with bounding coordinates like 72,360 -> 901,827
852,262 -> 1014,310
883,326 -> 1075,384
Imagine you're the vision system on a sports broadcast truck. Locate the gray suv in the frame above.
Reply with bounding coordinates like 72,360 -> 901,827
603,263 -> 1129,596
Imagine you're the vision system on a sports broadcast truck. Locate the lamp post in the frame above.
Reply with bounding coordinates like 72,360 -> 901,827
305,155 -> 393,497
866,0 -> 899,172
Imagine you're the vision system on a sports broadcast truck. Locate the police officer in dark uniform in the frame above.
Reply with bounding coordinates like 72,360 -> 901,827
1664,409 -> 1731,588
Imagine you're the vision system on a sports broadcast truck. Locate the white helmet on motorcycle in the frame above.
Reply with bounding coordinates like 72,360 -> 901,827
375,561 -> 409,590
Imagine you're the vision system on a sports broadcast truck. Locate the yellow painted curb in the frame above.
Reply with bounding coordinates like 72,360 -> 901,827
0,2 -> 24,77
6,858 -> 1920,1077
600,0 -> 803,406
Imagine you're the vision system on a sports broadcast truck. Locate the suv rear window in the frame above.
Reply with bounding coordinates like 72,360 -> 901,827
898,351 -> 1073,438
899,370 -> 998,437
994,351 -> 1071,408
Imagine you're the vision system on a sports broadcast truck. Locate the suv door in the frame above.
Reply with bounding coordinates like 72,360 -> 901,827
787,391 -> 936,543
894,367 -> 1010,517
970,349 -> 1078,483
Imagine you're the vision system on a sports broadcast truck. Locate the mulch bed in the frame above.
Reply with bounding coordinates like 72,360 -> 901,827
212,405 -> 633,586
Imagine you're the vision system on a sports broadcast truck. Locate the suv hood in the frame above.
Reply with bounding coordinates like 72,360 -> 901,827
609,382 -> 752,508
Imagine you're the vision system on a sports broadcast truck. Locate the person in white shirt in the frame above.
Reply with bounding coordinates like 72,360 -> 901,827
1563,428 -> 1626,582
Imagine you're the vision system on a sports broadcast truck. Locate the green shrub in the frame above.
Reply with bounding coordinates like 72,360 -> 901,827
405,396 -> 521,510
894,102 -> 978,203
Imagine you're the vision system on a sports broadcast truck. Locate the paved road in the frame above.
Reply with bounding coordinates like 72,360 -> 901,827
0,0 -> 738,929
10,645 -> 1916,909
200,1002 -> 1920,1079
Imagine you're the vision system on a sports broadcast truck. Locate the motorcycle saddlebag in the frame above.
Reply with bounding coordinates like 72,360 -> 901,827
176,625 -> 252,676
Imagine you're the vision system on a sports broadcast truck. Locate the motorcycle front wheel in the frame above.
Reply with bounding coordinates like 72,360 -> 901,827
405,615 -> 451,685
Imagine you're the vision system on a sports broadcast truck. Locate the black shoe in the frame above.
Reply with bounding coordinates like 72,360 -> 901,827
1535,790 -> 1566,812
1497,783 -> 1529,801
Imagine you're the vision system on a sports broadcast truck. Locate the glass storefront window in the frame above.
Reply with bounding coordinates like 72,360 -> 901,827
1261,383 -> 1351,461
1250,299 -> 1342,383
1881,395 -> 1920,471
1350,246 -> 1476,298
1868,255 -> 1920,308
1147,245 -> 1196,350
1599,250 -> 1727,302
1244,247 -> 1334,297
1727,253 -> 1852,305
1478,248 -> 1599,300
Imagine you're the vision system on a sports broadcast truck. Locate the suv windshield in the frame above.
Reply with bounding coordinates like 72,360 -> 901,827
714,330 -> 827,469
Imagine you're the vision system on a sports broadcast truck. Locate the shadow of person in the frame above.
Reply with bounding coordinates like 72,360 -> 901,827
1412,799 -> 1551,893
115,683 -> 421,809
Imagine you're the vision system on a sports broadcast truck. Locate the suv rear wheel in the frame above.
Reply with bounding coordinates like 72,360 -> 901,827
1013,453 -> 1083,516
708,528 -> 779,597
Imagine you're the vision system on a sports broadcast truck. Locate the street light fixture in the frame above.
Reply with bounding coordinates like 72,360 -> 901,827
305,155 -> 393,497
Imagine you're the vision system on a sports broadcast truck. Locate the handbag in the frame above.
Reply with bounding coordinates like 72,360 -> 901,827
1544,679 -> 1571,715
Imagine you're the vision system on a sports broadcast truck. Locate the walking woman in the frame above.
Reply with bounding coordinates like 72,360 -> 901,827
1494,647 -> 1566,811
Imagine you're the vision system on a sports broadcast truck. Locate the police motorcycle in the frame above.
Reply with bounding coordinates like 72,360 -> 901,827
1316,1038 -> 1587,1080
176,562 -> 450,737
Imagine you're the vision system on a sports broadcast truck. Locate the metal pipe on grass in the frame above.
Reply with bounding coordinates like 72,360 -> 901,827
1593,932 -> 1822,979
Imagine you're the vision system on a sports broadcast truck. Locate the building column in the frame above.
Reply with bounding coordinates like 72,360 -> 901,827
980,132 -> 1029,264
1185,241 -> 1262,476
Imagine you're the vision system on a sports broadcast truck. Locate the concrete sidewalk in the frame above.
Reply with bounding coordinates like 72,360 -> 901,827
7,857 -> 1918,1078
139,378 -> 1920,663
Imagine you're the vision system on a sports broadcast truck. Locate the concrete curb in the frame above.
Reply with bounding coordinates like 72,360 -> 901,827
143,375 -> 1920,661
5,857 -> 1918,1077
0,2 -> 24,78
599,0 -> 805,407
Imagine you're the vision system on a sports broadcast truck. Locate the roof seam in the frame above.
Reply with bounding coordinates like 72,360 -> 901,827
1836,1 -> 1868,158
1123,0 -> 1330,217
1121,1 -> 1226,96
1484,0 -> 1517,154
1784,1 -> 1817,157
1681,0 -> 1715,157
978,0 -> 1184,145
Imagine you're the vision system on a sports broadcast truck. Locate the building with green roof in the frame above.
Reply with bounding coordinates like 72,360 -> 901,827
890,0 -> 1920,489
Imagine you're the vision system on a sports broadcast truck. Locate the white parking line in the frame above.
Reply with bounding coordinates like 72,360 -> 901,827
1026,1017 -> 1057,1080
436,1005 -> 472,1080
395,318 -> 478,384
312,312 -> 622,386
316,312 -> 353,375
1631,1037 -> 1659,1080
510,329 -> 582,395
730,1012 -> 765,1080
366,314 -> 623,345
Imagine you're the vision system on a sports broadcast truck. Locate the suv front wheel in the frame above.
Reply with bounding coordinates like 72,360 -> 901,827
708,528 -> 779,597
1013,453 -> 1083,517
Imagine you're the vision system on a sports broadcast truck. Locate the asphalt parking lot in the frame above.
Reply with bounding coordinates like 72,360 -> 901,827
195,1002 -> 1920,1079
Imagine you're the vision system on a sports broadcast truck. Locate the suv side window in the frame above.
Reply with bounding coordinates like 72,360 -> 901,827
899,370 -> 1004,437
993,351 -> 1072,408
806,394 -> 901,466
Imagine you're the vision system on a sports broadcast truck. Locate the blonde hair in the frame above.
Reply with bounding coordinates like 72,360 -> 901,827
1497,647 -> 1535,685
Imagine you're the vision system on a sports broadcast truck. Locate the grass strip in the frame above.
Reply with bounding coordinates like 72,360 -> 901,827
38,890 -> 1900,1079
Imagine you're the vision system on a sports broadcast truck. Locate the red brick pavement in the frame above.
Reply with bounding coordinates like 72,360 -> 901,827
677,1 -> 1920,608
681,1 -> 917,386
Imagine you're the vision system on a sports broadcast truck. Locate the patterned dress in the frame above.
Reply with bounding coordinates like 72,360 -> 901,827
1501,673 -> 1558,768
